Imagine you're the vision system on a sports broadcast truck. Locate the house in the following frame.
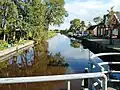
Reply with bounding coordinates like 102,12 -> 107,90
96,22 -> 107,37
111,13 -> 120,38
87,25 -> 97,36
93,13 -> 120,38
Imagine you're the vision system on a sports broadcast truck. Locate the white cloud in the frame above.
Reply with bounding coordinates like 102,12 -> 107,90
50,0 -> 120,30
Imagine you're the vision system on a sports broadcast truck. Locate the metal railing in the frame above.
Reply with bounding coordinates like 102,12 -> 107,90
1,52 -> 119,90
89,53 -> 120,87
0,72 -> 107,90
90,53 -> 120,72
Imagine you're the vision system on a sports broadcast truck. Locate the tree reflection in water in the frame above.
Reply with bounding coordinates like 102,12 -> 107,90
70,39 -> 80,48
0,41 -> 67,90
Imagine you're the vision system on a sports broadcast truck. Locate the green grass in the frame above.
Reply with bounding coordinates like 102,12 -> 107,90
13,39 -> 28,46
0,40 -> 8,51
0,39 -> 30,51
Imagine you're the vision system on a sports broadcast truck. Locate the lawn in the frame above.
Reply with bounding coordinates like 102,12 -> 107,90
0,39 -> 28,51
0,40 -> 8,51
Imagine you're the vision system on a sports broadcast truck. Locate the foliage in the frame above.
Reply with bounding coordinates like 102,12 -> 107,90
0,0 -> 19,41
68,19 -> 87,34
106,6 -> 116,26
0,0 -> 67,44
47,31 -> 57,39
60,29 -> 68,35
68,19 -> 81,32
106,6 -> 116,44
44,0 -> 68,28
0,40 -> 8,50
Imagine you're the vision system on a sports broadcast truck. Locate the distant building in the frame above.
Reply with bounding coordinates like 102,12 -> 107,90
103,13 -> 120,38
88,13 -> 120,38
87,25 -> 97,36
111,13 -> 120,38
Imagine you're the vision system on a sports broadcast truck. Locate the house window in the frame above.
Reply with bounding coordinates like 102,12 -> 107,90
113,29 -> 118,35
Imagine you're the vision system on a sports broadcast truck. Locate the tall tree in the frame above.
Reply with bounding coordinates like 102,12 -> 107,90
44,0 -> 68,30
14,0 -> 67,39
107,6 -> 115,44
0,0 -> 67,42
12,0 -> 46,40
30,0 -> 46,40
0,0 -> 18,41
69,19 -> 81,32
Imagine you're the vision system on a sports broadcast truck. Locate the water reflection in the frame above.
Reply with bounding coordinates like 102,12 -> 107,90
47,52 -> 69,67
0,40 -> 67,90
70,40 -> 80,48
7,47 -> 34,67
48,34 -> 94,73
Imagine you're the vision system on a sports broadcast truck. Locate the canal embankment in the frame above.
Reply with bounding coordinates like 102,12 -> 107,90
0,40 -> 34,62
81,39 -> 120,70
82,39 -> 120,53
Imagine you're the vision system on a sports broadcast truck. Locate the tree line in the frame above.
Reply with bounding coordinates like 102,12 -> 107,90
0,0 -> 67,43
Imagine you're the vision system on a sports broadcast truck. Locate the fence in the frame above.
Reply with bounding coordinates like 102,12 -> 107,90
0,72 -> 107,90
1,52 -> 120,90
89,52 -> 120,88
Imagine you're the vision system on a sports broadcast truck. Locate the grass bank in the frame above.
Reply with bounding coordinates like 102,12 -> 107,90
0,40 -> 9,51
0,31 -> 56,51
0,39 -> 32,51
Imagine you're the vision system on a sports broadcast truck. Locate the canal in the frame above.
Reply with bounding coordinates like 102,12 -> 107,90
0,34 -> 111,90
48,34 -> 103,73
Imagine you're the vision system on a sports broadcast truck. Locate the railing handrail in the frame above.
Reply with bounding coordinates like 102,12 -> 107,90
89,52 -> 120,85
0,72 -> 107,90
90,53 -> 120,59
98,62 -> 120,66
90,53 -> 120,71
0,72 -> 106,84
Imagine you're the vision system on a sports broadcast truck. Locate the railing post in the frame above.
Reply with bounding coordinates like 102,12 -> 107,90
102,74 -> 107,90
67,81 -> 70,90
84,68 -> 88,88
88,62 -> 93,90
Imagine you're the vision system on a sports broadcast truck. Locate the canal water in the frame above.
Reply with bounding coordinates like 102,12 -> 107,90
0,34 -> 112,90
48,34 -> 103,73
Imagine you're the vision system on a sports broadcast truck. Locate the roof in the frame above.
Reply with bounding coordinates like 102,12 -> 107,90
114,13 -> 120,23
87,25 -> 97,30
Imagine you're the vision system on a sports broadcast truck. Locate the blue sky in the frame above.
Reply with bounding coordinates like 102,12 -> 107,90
50,0 -> 120,30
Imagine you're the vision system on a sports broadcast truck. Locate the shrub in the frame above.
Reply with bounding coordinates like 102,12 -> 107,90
0,40 -> 8,50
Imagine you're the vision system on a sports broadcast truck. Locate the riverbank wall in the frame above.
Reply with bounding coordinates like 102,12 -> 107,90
0,40 -> 34,62
81,39 -> 120,70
